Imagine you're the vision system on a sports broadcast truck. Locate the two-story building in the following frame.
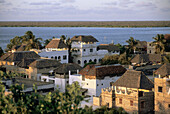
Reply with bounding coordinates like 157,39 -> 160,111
71,35 -> 120,67
154,63 -> 170,114
93,70 -> 154,114
38,38 -> 68,63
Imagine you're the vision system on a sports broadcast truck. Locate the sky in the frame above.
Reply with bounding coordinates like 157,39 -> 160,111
0,0 -> 170,21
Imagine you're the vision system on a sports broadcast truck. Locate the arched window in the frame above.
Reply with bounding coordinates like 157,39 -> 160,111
51,56 -> 54,59
84,60 -> 87,64
55,56 -> 57,60
99,59 -> 102,62
89,59 -> 92,63
78,60 -> 81,64
94,59 -> 97,63
58,56 -> 61,60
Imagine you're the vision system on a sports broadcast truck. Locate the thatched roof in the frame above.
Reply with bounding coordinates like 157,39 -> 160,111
97,44 -> 120,52
29,59 -> 61,69
154,63 -> 170,77
131,54 -> 162,63
54,63 -> 82,74
16,58 -> 37,68
45,39 -> 68,49
135,41 -> 147,49
0,52 -> 12,61
71,35 -> 99,43
12,44 -> 26,51
79,64 -> 126,79
113,70 -> 154,89
0,51 -> 40,62
13,77 -> 53,88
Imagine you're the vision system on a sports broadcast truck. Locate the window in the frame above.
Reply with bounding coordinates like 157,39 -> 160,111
84,60 -> 87,64
101,83 -> 103,86
139,91 -> 144,97
158,86 -> 163,92
119,98 -> 122,104
130,100 -> 133,106
83,49 -> 86,52
94,59 -> 97,63
90,49 -> 93,52
169,104 -> 170,108
63,55 -> 67,60
78,60 -> 81,64
99,59 -> 102,62
67,81 -> 69,84
97,84 -> 99,86
51,56 -> 54,59
58,56 -> 61,60
78,49 -> 80,51
55,56 -> 57,60
141,101 -> 145,108
89,59 -> 92,63
150,50 -> 151,53
87,83 -> 88,85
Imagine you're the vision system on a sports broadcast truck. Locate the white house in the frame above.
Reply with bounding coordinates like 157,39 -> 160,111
38,38 -> 69,63
69,64 -> 126,97
71,35 -> 120,67
41,63 -> 82,92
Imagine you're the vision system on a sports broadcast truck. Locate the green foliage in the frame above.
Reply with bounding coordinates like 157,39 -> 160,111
0,47 -> 4,57
5,31 -> 43,52
151,34 -> 166,54
101,55 -> 119,65
126,37 -> 138,54
43,38 -> 52,47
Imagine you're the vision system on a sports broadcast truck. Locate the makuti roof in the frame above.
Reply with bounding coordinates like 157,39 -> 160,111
45,39 -> 68,49
154,63 -> 170,77
113,70 -> 154,89
71,35 -> 99,43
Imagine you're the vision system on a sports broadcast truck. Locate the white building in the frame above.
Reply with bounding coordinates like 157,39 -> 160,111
71,35 -> 120,67
69,64 -> 126,97
41,63 -> 82,92
38,38 -> 69,63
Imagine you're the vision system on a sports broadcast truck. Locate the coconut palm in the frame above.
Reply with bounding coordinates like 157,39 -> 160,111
126,37 -> 138,54
151,34 -> 166,54
22,31 -> 43,50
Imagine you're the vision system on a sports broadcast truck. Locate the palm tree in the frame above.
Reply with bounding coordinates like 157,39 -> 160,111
151,34 -> 166,54
126,37 -> 137,54
22,31 -> 43,50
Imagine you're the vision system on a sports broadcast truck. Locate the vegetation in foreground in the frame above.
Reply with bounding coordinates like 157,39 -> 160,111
0,21 -> 170,27
0,70 -> 127,114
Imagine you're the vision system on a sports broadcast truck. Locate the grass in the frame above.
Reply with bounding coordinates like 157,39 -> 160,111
0,21 -> 170,27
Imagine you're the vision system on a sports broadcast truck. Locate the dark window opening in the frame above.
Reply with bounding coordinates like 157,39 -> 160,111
82,75 -> 85,81
55,56 -> 57,59
119,98 -> 122,104
67,81 -> 69,84
51,56 -> 53,59
141,101 -> 145,108
84,60 -> 87,64
87,83 -> 88,85
90,49 -> 93,52
101,83 -> 103,86
130,100 -> 133,106
78,60 -> 81,64
58,56 -> 61,60
139,91 -> 144,97
63,55 -> 67,60
94,59 -> 97,63
169,104 -> 170,108
158,86 -> 163,92
83,49 -> 86,52
89,59 -> 92,62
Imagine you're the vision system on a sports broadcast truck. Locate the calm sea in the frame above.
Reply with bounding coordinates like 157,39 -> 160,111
0,27 -> 170,50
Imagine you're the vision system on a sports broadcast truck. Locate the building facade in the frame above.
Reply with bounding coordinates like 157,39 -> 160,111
38,38 -> 69,63
154,63 -> 170,114
93,70 -> 154,114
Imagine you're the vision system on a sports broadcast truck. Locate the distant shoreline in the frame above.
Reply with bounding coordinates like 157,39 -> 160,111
0,21 -> 170,27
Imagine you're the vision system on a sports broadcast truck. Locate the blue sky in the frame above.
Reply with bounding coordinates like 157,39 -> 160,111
0,0 -> 170,21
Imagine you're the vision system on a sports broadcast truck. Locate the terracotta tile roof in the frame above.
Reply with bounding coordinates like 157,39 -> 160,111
79,64 -> 126,79
45,39 -> 68,49
113,70 -> 154,89
154,63 -> 170,77
29,59 -> 61,69
97,44 -> 120,52
131,54 -> 162,63
71,35 -> 99,43
54,63 -> 82,74
0,51 -> 40,62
